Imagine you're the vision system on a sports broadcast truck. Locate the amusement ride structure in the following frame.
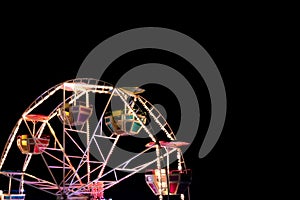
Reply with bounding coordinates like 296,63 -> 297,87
0,78 -> 192,200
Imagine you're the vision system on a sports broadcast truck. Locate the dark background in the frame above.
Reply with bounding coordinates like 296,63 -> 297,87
0,11 -> 287,200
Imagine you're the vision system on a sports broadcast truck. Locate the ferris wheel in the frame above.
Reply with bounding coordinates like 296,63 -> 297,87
0,78 -> 191,200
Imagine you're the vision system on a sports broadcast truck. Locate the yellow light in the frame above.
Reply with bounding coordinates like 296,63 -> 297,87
21,140 -> 27,146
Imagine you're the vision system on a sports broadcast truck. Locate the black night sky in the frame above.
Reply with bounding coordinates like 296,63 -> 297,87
0,11 -> 286,200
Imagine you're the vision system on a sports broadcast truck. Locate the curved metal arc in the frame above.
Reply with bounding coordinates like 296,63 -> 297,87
138,95 -> 176,141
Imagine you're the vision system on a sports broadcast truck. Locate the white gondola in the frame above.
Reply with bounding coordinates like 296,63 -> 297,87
57,102 -> 93,126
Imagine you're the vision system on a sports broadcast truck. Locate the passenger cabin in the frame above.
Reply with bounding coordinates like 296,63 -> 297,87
0,186 -> 26,200
17,134 -> 50,154
57,102 -> 93,126
145,169 -> 192,196
0,193 -> 26,200
104,109 -> 147,136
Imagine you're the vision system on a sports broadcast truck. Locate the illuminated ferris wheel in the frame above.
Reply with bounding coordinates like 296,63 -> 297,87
0,78 -> 191,200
